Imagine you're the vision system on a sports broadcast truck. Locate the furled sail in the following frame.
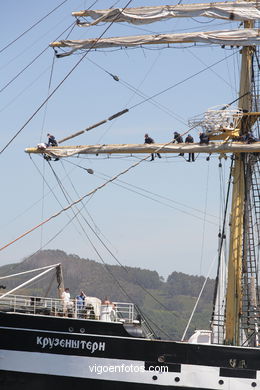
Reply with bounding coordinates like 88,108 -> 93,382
50,29 -> 260,56
72,2 -> 260,26
25,142 -> 260,158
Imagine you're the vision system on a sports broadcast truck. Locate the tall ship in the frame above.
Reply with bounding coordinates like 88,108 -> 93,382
1,1 -> 260,389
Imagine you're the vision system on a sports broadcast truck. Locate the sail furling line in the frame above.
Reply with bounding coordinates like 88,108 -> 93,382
72,2 -> 260,26
50,29 -> 260,56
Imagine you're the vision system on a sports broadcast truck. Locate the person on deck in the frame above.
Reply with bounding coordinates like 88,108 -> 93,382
101,298 -> 116,321
144,133 -> 161,161
76,291 -> 86,309
61,288 -> 72,315
62,288 -> 70,302
185,134 -> 195,162
47,133 -> 58,147
76,291 -> 86,317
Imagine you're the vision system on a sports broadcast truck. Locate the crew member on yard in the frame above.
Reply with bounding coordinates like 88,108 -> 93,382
173,131 -> 184,156
243,131 -> 258,144
47,133 -> 58,147
185,134 -> 195,162
144,133 -> 161,161
199,132 -> 209,145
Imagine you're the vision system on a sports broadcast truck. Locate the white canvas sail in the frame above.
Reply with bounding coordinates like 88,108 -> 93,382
73,2 -> 260,26
50,29 -> 260,56
25,142 -> 260,158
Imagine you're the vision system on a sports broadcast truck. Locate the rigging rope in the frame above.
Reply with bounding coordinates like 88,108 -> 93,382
199,160 -> 210,275
30,158 -> 175,337
181,253 -> 217,341
60,160 -> 115,246
24,201 -> 91,262
83,55 -> 188,129
0,154 -> 151,251
211,157 -> 234,325
58,50 -> 240,145
1,150 -> 185,330
39,54 -> 56,246
32,155 -> 96,248
129,50 -> 239,111
0,0 -> 70,55
187,48 -> 236,91
1,44 -> 239,154
0,47 -> 49,94
94,172 -> 218,225
4,150 -> 220,334
0,0 -> 135,155
0,22 -> 75,95
55,194 -> 181,332
30,156 -> 70,211
47,160 -> 94,240
50,51 -> 241,154
65,159 -> 218,220
40,54 -> 56,141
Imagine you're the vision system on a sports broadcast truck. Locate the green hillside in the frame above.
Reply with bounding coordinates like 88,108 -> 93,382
0,249 -> 215,340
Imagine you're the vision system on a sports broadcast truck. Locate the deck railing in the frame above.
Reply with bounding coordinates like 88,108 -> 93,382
0,293 -> 136,323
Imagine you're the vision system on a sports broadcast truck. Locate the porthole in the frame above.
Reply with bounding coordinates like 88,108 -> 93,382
175,377 -> 180,382
80,328 -> 85,333
152,376 -> 158,381
251,382 -> 257,388
68,327 -> 74,332
219,380 -> 224,385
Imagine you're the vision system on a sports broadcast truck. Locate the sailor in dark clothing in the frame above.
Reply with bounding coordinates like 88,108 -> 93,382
144,133 -> 161,161
243,131 -> 257,144
173,131 -> 183,143
185,134 -> 195,162
173,131 -> 184,156
199,132 -> 209,145
47,133 -> 58,147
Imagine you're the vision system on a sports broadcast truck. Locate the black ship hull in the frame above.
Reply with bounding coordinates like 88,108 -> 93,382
0,312 -> 259,389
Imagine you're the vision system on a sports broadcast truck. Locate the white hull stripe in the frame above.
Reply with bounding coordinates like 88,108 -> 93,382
0,350 -> 258,389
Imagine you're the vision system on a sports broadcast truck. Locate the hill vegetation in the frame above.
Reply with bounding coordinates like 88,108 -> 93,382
0,249 -> 215,340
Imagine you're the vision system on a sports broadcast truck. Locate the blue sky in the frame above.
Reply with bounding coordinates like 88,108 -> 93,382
0,0 -> 240,278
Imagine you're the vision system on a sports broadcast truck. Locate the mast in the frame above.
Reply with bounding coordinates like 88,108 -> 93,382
224,20 -> 254,345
